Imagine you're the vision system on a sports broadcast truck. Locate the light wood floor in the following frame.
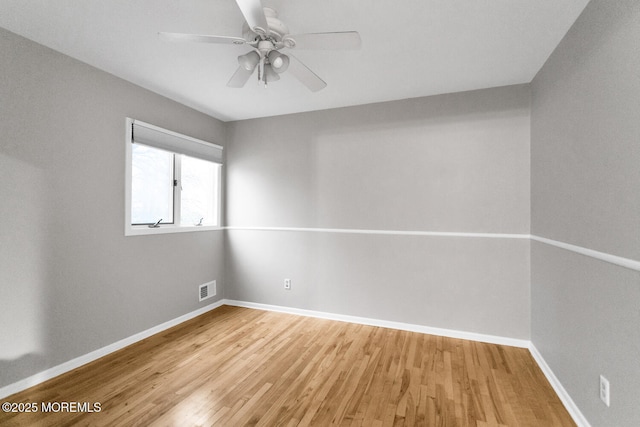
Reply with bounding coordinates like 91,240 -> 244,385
1,305 -> 575,426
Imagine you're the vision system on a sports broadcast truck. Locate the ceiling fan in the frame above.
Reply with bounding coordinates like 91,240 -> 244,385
159,0 -> 361,92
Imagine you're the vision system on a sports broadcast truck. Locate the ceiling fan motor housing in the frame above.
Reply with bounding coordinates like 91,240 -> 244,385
243,8 -> 289,43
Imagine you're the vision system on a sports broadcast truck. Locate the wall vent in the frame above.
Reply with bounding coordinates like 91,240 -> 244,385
199,280 -> 216,302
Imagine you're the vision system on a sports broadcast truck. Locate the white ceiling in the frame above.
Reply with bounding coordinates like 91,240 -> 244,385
0,0 -> 590,122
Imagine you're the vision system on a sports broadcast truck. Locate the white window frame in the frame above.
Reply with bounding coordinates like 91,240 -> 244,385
124,118 -> 223,236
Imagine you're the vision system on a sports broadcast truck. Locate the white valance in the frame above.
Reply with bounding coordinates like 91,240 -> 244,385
131,119 -> 223,163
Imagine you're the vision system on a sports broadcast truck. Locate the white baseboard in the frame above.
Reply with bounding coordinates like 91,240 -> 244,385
0,299 -> 225,399
528,343 -> 591,427
224,299 -> 530,348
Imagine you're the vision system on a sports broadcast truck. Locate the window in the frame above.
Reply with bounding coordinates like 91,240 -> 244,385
131,143 -> 174,225
125,118 -> 223,235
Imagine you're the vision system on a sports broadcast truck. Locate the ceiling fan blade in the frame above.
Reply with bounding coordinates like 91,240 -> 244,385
234,0 -> 269,36
159,32 -> 247,45
285,31 -> 361,50
287,54 -> 327,92
227,66 -> 255,88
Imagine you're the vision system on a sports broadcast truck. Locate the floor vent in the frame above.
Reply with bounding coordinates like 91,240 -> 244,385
199,280 -> 216,302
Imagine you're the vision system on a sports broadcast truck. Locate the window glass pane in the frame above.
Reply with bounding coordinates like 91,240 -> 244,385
180,155 -> 219,226
131,144 -> 174,224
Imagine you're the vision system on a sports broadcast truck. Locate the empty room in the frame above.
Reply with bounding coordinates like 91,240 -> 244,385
0,1 -> 638,426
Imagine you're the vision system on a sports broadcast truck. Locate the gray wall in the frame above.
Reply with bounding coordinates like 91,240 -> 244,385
0,28 -> 226,388
531,1 -> 640,425
226,85 -> 531,339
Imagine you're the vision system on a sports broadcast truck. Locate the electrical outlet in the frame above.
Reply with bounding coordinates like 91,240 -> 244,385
284,279 -> 291,290
600,375 -> 610,407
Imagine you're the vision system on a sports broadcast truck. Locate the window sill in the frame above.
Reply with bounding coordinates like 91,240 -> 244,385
125,224 -> 223,236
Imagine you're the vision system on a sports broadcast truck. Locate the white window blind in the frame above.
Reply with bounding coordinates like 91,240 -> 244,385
131,119 -> 223,164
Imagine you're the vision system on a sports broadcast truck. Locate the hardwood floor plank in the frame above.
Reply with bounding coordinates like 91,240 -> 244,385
0,306 -> 576,426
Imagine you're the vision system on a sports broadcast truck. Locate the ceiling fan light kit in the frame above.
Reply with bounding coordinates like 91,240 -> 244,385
267,50 -> 289,73
159,0 -> 361,91
263,64 -> 280,82
238,51 -> 260,71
